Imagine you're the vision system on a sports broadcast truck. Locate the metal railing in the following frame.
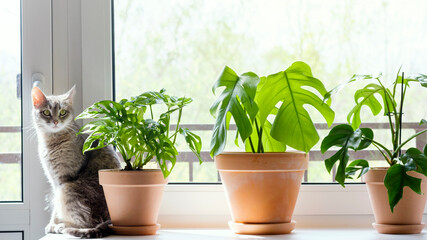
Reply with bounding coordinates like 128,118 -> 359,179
2,123 -> 425,183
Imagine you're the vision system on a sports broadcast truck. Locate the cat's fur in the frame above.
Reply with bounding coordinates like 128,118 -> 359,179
32,86 -> 121,238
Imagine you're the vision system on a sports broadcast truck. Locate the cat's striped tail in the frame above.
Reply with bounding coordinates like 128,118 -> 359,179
64,220 -> 113,239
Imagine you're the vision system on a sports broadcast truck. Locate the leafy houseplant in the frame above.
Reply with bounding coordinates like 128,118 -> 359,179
210,61 -> 335,234
77,89 -> 202,176
76,89 -> 202,235
321,72 -> 427,234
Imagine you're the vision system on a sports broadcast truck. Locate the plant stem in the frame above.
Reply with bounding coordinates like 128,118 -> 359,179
254,119 -> 263,153
398,72 -> 406,157
383,90 -> 396,151
362,137 -> 393,159
371,142 -> 392,165
116,144 -> 128,164
248,136 -> 256,153
172,107 -> 183,144
124,159 -> 133,170
394,128 -> 427,156
149,105 -> 154,119
259,127 -> 264,153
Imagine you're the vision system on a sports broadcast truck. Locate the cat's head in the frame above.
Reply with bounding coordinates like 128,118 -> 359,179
32,86 -> 76,133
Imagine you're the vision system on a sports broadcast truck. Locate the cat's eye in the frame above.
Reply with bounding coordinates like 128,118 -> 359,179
42,110 -> 51,116
59,109 -> 67,116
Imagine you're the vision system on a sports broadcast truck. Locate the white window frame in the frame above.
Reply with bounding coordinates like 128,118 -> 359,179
1,1 -> 426,239
0,0 -> 52,239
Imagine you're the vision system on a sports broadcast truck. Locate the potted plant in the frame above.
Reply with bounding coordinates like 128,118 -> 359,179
76,89 -> 202,235
321,72 -> 427,234
210,61 -> 335,234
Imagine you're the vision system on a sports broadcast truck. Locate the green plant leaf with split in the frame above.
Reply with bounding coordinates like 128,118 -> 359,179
347,83 -> 395,130
256,61 -> 334,153
210,66 -> 260,157
345,160 -> 369,179
384,164 -> 422,212
401,148 -> 427,176
321,124 -> 373,186
179,128 -> 203,164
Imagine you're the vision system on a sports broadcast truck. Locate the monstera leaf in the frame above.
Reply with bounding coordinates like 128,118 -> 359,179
256,61 -> 334,153
384,163 -> 422,213
347,83 -> 395,130
321,124 -> 373,186
210,66 -> 260,157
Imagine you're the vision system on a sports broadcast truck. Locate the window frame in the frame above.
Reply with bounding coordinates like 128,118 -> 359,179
2,1 -> 426,239
0,0 -> 52,239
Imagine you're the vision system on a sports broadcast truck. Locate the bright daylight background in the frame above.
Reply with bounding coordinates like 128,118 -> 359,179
113,0 -> 427,183
1,0 -> 427,201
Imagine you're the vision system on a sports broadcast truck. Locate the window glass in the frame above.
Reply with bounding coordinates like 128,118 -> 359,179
0,0 -> 22,201
113,0 -> 427,183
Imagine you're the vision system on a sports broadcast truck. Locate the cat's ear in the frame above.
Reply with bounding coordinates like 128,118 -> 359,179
65,85 -> 76,105
31,87 -> 47,109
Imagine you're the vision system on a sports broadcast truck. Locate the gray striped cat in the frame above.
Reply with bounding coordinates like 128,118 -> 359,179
32,86 -> 120,238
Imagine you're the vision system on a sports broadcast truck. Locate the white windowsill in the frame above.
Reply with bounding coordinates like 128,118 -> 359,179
41,228 -> 427,240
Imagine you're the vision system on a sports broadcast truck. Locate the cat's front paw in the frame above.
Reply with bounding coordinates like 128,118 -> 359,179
45,223 -> 66,234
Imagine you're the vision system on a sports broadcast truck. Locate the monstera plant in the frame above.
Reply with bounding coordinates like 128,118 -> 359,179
210,61 -> 335,156
210,61 -> 335,235
321,71 -> 427,234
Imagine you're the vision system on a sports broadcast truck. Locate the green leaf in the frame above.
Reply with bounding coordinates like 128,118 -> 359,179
210,66 -> 260,157
396,74 -> 427,88
179,128 -> 203,164
323,74 -> 380,103
321,124 -> 372,186
345,159 -> 369,179
78,89 -> 198,174
420,119 -> 427,125
256,61 -> 335,153
347,83 -> 395,129
401,148 -> 427,176
384,164 -> 422,212
155,135 -> 178,178
76,100 -> 126,121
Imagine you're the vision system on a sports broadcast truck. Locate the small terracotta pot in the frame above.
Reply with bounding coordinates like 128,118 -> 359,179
215,152 -> 308,234
99,169 -> 168,235
363,167 -> 427,234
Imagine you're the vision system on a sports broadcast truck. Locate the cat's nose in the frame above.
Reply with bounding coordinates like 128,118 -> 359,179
53,120 -> 58,125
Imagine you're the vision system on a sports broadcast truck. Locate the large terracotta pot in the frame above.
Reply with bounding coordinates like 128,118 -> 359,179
215,152 -> 308,235
363,167 -> 427,234
99,169 -> 168,235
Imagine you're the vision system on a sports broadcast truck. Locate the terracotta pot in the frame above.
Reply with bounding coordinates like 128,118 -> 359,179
215,152 -> 308,234
363,167 -> 427,234
99,169 -> 168,235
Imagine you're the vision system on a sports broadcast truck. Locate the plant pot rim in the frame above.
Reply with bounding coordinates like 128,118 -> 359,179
99,168 -> 162,173
215,151 -> 308,171
99,168 -> 168,185
218,151 -> 307,156
368,167 -> 389,171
